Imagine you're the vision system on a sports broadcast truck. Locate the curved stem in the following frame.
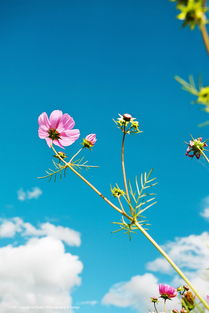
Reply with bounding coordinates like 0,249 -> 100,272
121,130 -> 130,200
51,145 -> 209,311
154,302 -> 158,313
199,24 -> 209,55
69,147 -> 84,163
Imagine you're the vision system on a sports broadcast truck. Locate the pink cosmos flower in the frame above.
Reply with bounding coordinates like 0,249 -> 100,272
38,110 -> 80,148
159,284 -> 177,300
83,134 -> 97,149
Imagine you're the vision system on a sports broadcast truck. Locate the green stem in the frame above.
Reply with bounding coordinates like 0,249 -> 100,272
199,24 -> 209,56
121,129 -> 130,201
118,197 -> 125,212
202,150 -> 209,163
69,147 -> 84,163
163,299 -> 166,313
153,302 -> 158,313
51,145 -> 209,311
51,145 -> 123,215
121,128 -> 134,216
197,147 -> 209,163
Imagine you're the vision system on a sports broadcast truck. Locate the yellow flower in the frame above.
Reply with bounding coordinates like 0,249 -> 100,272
111,187 -> 125,198
197,87 -> 209,105
177,0 -> 207,29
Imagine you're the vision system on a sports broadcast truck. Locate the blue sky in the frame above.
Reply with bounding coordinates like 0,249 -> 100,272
0,0 -> 209,312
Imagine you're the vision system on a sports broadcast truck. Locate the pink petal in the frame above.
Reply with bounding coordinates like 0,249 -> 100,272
53,139 -> 64,149
59,129 -> 80,146
45,137 -> 53,147
85,133 -> 97,144
60,113 -> 75,130
38,112 -> 50,128
49,110 -> 63,129
38,128 -> 48,139
62,129 -> 80,139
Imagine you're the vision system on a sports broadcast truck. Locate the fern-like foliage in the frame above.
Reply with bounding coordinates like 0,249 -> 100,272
113,169 -> 157,237
112,217 -> 138,240
175,75 -> 199,96
38,159 -> 67,182
38,158 -> 98,182
127,168 -> 158,219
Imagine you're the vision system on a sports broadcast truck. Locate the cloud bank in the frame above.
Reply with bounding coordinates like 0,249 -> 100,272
0,218 -> 83,313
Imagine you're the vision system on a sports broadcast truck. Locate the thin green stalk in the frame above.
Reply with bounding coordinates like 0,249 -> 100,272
51,145 -> 209,311
197,147 -> 209,163
154,302 -> 158,313
118,197 -> 125,212
121,128 -> 130,202
199,24 -> 209,55
163,299 -> 166,313
51,145 -> 123,215
69,147 -> 84,163
202,150 -> 209,163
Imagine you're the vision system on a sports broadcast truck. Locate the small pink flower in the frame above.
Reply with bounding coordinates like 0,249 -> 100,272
38,110 -> 80,148
185,137 -> 208,159
159,284 -> 177,300
83,134 -> 97,149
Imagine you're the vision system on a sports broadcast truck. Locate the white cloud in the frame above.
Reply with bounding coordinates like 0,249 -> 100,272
0,218 -> 22,238
78,300 -> 97,306
102,273 -> 180,313
102,232 -> 209,313
17,189 -> 26,201
200,196 -> 209,221
147,232 -> 209,273
17,187 -> 42,201
146,257 -> 171,274
0,218 -> 83,313
0,218 -> 81,246
201,208 -> 209,219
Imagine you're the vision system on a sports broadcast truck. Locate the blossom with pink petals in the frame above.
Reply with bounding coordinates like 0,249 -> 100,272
82,134 -> 97,149
159,284 -> 177,300
38,110 -> 80,148
185,137 -> 208,159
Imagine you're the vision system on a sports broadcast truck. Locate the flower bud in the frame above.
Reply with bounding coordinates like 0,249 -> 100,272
82,134 -> 97,149
183,285 -> 189,291
150,297 -> 158,303
123,113 -> 132,121
54,151 -> 67,159
172,310 -> 179,313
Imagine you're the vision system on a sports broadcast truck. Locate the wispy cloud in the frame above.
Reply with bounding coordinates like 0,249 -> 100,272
0,217 -> 81,246
17,187 -> 42,201
0,218 -> 83,313
200,196 -> 209,221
